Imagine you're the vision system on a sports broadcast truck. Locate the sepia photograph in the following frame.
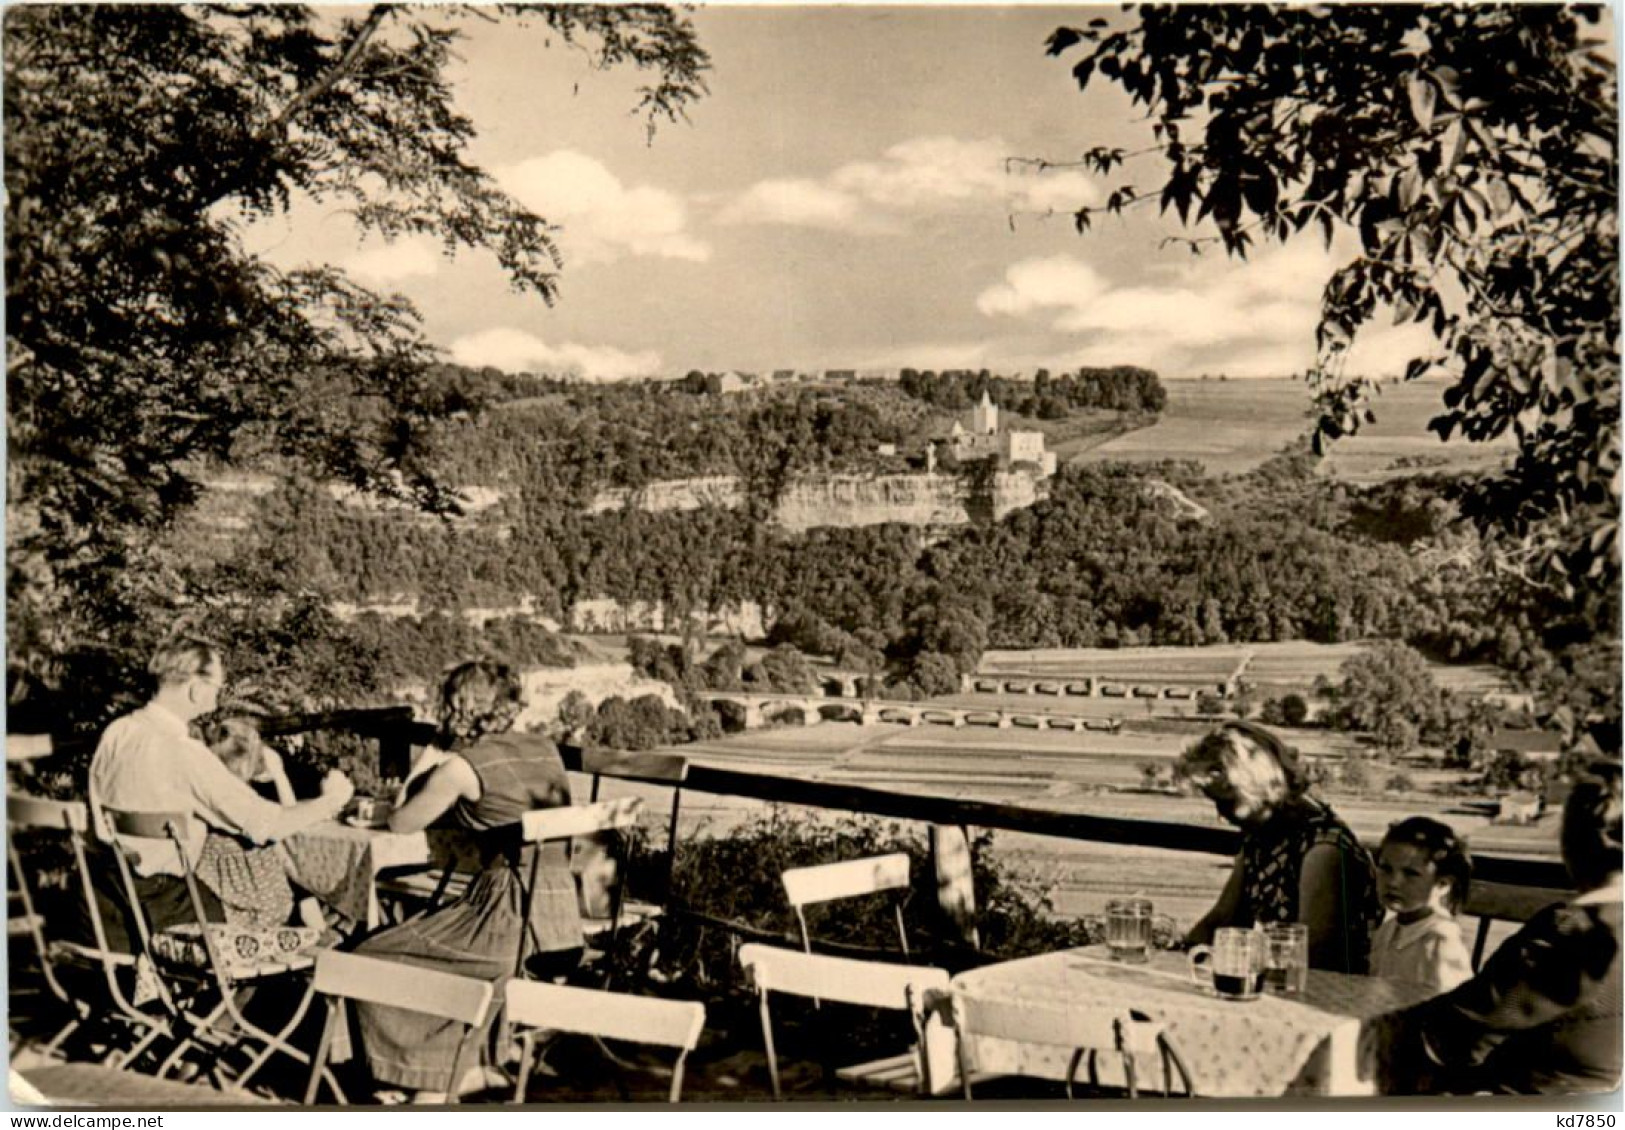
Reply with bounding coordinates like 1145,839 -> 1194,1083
3,0 -> 1619,1113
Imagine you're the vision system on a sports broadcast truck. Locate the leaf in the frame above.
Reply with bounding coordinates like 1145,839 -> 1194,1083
1072,57 -> 1095,90
1406,74 -> 1437,128
1046,28 -> 1082,56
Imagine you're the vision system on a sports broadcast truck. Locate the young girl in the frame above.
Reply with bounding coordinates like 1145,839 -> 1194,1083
192,712 -> 302,929
1370,817 -> 1474,993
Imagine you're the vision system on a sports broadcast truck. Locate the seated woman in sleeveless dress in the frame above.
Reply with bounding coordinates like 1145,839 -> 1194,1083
1176,720 -> 1383,973
353,659 -> 584,1103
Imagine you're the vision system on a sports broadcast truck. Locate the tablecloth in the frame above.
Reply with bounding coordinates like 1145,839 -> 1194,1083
951,946 -> 1440,1097
277,822 -> 430,928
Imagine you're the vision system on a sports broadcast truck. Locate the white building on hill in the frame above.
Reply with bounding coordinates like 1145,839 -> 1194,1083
946,392 -> 1058,476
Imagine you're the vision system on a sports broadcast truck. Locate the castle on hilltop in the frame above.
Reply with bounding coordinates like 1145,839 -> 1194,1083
939,391 -> 1058,476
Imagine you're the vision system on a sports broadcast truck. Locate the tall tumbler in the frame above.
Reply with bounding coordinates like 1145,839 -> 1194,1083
1105,897 -> 1155,963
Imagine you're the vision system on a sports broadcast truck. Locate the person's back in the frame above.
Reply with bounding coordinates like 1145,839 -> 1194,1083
1468,896 -> 1621,1093
1391,762 -> 1624,1095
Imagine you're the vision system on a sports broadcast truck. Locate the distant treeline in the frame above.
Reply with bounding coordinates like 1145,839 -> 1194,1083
898,366 -> 1165,417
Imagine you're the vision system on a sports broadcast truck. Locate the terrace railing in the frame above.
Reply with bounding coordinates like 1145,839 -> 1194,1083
11,705 -> 1574,964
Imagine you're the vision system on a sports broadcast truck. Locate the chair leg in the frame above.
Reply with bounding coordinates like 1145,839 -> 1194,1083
758,992 -> 781,1100
668,1051 -> 688,1104
230,977 -> 316,1089
304,1003 -> 339,1106
1122,1051 -> 1138,1100
512,1030 -> 537,1103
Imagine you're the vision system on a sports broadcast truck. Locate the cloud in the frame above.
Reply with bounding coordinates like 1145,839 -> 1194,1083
340,238 -> 442,284
715,178 -> 879,231
717,135 -> 1101,233
975,240 -> 1436,377
449,328 -> 661,382
498,150 -> 710,264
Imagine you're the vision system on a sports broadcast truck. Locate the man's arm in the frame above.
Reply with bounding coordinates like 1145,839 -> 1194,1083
185,742 -> 351,844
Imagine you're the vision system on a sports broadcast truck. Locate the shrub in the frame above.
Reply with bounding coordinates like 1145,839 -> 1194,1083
644,808 -> 1181,1021
1338,757 -> 1371,791
1384,773 -> 1416,794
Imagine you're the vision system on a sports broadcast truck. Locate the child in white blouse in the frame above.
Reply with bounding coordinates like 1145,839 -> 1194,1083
1370,817 -> 1474,993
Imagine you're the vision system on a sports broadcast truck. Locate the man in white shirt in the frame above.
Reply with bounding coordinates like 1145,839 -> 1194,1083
87,637 -> 355,945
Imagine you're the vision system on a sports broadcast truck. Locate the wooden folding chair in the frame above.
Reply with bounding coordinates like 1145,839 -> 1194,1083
943,988 -> 1194,1099
97,808 -> 323,1092
6,795 -> 170,1070
736,943 -> 952,1098
782,853 -> 912,957
303,950 -> 495,1104
516,797 -> 646,981
505,980 -> 705,1103
584,749 -> 688,938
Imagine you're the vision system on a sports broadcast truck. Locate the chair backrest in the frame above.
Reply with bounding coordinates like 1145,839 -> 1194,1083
8,795 -> 90,834
782,853 -> 910,910
103,808 -> 192,841
505,979 -> 704,1050
1463,879 -> 1571,969
312,950 -> 494,1026
737,943 -> 947,1011
520,796 -> 645,843
7,793 -> 161,1026
7,733 -> 56,764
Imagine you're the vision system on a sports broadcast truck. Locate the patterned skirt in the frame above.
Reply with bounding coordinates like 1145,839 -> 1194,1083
194,833 -> 296,930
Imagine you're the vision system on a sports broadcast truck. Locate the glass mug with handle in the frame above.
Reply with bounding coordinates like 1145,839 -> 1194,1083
1188,927 -> 1266,1000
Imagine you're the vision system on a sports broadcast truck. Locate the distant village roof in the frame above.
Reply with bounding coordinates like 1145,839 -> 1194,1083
1490,727 -> 1563,754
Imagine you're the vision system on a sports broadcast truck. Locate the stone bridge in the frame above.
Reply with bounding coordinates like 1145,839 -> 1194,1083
959,672 -> 1233,701
696,691 -> 1124,733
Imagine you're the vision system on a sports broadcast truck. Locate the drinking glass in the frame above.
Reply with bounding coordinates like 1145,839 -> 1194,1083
1105,897 -> 1155,963
1263,922 -> 1309,995
1188,927 -> 1265,1000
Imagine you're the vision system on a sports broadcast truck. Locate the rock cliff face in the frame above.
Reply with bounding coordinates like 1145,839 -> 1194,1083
587,471 -> 1046,531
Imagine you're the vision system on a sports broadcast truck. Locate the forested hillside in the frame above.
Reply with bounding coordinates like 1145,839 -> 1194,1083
142,362 -> 1618,740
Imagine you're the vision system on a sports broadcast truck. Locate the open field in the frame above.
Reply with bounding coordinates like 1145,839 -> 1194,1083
1072,377 -> 1514,479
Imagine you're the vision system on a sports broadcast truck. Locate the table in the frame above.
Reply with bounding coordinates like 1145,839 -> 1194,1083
950,946 -> 1441,1097
276,822 -> 430,929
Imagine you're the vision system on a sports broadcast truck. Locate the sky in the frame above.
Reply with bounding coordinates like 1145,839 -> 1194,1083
247,5 -> 1437,382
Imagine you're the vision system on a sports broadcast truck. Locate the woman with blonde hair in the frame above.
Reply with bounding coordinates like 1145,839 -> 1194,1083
352,659 -> 582,1102
1177,720 -> 1383,973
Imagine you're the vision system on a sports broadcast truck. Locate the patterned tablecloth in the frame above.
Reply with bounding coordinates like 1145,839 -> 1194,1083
951,946 -> 1441,1097
276,822 -> 430,928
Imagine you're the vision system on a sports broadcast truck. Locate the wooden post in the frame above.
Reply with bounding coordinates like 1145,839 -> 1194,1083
376,716 -> 414,784
930,824 -> 979,949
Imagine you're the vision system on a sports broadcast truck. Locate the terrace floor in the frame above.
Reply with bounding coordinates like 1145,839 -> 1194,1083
8,952 -> 1083,1108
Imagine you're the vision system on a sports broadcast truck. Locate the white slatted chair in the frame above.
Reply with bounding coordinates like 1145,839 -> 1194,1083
504,979 -> 705,1103
517,797 -> 646,979
782,853 -> 912,957
583,749 -> 688,942
944,988 -> 1193,1100
6,795 -> 168,1069
98,808 -> 323,1091
304,950 -> 496,1104
737,943 -> 952,1098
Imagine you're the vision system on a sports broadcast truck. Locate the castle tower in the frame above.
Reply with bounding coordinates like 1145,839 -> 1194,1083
971,390 -> 998,435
